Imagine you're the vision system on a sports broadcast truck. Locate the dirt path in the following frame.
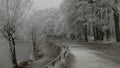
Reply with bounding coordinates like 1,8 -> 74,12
70,45 -> 120,68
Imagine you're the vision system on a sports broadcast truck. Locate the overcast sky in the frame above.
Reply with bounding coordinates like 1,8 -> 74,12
33,0 -> 63,9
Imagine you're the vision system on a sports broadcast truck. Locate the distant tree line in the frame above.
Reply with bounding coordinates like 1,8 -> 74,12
60,0 -> 120,42
27,0 -> 120,43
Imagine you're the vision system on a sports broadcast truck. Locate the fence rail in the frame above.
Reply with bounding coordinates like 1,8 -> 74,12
43,40 -> 69,68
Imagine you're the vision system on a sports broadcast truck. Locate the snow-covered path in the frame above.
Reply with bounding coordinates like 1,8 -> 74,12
70,45 -> 120,68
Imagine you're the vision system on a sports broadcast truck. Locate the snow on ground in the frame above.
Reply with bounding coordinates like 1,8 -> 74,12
70,45 -> 120,68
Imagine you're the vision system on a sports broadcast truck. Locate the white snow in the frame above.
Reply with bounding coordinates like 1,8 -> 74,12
71,45 -> 120,68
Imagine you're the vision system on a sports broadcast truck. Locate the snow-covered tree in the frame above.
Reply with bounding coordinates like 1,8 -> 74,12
0,0 -> 32,67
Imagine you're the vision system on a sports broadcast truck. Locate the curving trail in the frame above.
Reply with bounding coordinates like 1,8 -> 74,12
70,45 -> 120,68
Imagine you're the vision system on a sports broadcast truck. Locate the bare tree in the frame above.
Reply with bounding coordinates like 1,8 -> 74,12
28,9 -> 59,56
28,13 -> 43,56
30,23 -> 40,56
0,0 -> 32,68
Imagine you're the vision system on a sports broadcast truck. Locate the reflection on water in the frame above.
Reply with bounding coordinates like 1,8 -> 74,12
0,39 -> 32,68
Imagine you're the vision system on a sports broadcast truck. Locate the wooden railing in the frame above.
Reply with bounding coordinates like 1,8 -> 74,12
43,40 -> 70,68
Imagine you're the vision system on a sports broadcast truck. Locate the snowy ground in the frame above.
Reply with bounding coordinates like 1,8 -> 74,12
70,44 -> 120,68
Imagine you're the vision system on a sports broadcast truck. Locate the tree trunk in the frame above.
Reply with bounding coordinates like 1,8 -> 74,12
96,26 -> 99,40
93,24 -> 97,41
105,28 -> 111,41
111,1 -> 120,42
33,41 -> 37,55
32,33 -> 37,56
114,13 -> 120,41
9,37 -> 18,68
93,25 -> 104,41
83,5 -> 88,42
99,28 -> 104,41
112,6 -> 120,42
83,25 -> 88,41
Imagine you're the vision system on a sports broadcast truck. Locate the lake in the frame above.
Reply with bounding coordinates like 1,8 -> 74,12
0,39 -> 32,68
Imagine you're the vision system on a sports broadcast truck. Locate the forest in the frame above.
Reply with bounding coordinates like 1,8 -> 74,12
0,0 -> 120,68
